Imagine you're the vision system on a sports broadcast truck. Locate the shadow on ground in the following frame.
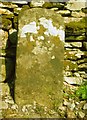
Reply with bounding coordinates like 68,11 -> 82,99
4,31 -> 18,101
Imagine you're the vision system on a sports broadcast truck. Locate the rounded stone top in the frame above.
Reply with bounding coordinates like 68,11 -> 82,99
18,8 -> 65,42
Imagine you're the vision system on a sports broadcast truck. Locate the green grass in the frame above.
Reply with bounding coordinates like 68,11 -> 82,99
75,81 -> 87,100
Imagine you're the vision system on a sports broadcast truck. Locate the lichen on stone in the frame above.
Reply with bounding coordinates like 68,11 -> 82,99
20,17 -> 64,42
21,21 -> 39,37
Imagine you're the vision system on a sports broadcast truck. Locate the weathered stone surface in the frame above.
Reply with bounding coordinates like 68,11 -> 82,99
1,83 -> 10,96
64,77 -> 82,85
70,42 -> 82,48
0,8 -> 13,15
71,11 -> 85,18
66,0 -> 87,11
67,108 -> 76,118
79,111 -> 85,118
0,57 -> 6,82
64,60 -> 78,71
51,8 -> 58,11
56,10 -> 71,16
14,7 -> 22,15
2,16 -> 12,30
83,103 -> 87,110
0,29 -> 8,49
0,2 -> 18,8
15,8 -> 64,111
78,63 -> 87,70
64,17 -> 82,23
64,49 -> 85,62
30,0 -> 45,7
82,42 -> 87,50
11,0 -> 28,4
0,101 -> 8,110
65,17 -> 86,33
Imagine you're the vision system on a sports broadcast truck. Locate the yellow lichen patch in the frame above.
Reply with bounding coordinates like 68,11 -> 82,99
38,25 -> 46,36
50,36 -> 61,46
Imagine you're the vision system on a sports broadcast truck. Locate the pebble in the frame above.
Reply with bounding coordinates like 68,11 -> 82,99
68,102 -> 75,111
5,99 -> 14,105
64,99 -> 70,106
59,105 -> 66,111
83,103 -> 87,110
11,104 -> 18,110
79,111 -> 85,118
77,101 -> 86,109
22,105 -> 28,113
67,109 -> 76,118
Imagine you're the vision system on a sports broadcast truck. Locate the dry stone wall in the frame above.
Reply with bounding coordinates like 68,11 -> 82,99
0,0 -> 87,118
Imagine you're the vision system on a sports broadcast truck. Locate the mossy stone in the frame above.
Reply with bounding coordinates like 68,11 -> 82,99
2,14 -> 14,19
14,16 -> 18,29
42,2 -> 53,8
15,8 -> 64,113
64,60 -> 78,71
65,17 -> 87,33
2,17 -> 12,30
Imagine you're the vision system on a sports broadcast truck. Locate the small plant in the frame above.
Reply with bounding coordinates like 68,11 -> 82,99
75,81 -> 87,100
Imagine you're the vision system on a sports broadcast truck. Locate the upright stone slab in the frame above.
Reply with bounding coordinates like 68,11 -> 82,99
15,8 -> 64,110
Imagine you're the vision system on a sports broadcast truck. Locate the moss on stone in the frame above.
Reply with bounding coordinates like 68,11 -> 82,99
64,60 -> 78,71
65,17 -> 87,33
21,5 -> 30,11
38,25 -> 46,36
19,5 -> 30,16
3,2 -> 12,6
14,16 -> 18,29
2,14 -> 14,19
42,2 -> 53,8
2,16 -> 12,30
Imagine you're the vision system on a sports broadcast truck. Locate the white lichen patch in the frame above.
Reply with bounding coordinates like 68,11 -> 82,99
32,41 -> 47,55
21,21 -> 39,37
51,55 -> 55,59
39,17 -> 65,42
20,18 -> 64,42
30,35 -> 34,41
57,26 -> 65,42
38,36 -> 44,40
48,44 -> 55,51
